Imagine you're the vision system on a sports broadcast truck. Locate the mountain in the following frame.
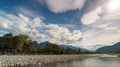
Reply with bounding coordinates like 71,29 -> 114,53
32,41 -> 49,48
96,42 -> 120,53
32,41 -> 86,51
59,45 -> 86,51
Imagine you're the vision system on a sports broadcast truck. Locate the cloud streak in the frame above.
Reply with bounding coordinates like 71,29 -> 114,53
80,2 -> 120,50
0,11 -> 82,47
44,0 -> 86,13
0,0 -> 120,51
81,7 -> 103,25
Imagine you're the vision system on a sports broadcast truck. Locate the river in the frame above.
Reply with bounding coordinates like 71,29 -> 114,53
44,54 -> 120,67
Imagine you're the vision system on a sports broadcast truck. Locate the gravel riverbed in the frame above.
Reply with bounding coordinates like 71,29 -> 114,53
0,54 -> 98,67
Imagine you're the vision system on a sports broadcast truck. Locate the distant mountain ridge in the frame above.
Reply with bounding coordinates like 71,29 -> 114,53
96,42 -> 120,53
59,45 -> 86,51
32,41 -> 86,51
32,41 -> 49,48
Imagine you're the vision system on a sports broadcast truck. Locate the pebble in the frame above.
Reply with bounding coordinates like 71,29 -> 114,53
0,54 -> 95,66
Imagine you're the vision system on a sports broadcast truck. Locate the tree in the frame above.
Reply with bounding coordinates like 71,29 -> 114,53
3,33 -> 13,38
0,33 -> 85,55
0,33 -> 33,54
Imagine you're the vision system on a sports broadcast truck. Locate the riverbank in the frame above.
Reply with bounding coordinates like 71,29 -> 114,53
0,54 -> 99,66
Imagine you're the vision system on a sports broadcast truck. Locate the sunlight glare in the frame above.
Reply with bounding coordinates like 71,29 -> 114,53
107,0 -> 120,11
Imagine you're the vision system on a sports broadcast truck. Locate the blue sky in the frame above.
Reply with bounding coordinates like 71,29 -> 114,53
0,0 -> 120,51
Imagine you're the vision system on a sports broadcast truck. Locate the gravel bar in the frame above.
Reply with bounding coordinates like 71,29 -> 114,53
0,54 -> 98,66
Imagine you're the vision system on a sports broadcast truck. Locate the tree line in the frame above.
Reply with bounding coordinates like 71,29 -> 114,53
0,33 -> 92,55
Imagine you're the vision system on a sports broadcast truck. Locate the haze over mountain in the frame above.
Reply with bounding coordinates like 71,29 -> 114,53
96,42 -> 120,53
32,41 -> 86,51
0,0 -> 120,51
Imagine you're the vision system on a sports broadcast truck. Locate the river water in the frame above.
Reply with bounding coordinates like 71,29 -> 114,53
44,54 -> 120,67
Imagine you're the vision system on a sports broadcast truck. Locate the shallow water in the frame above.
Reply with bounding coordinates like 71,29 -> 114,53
45,55 -> 120,67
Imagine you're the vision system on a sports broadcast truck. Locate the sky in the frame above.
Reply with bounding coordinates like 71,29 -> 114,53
0,0 -> 120,51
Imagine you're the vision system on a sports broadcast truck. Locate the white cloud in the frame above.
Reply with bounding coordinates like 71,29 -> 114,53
1,0 -> 120,51
81,7 -> 103,25
17,7 -> 46,20
19,13 -> 30,24
82,30 -> 120,49
45,24 -> 82,45
0,11 -> 82,47
80,5 -> 120,50
45,0 -> 86,13
0,17 -> 10,29
104,27 -> 117,30
97,23 -> 110,28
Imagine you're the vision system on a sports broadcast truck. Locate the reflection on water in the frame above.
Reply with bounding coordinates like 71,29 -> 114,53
45,55 -> 120,67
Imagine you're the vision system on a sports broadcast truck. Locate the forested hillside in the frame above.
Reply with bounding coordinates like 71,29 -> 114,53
0,33 -> 91,54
